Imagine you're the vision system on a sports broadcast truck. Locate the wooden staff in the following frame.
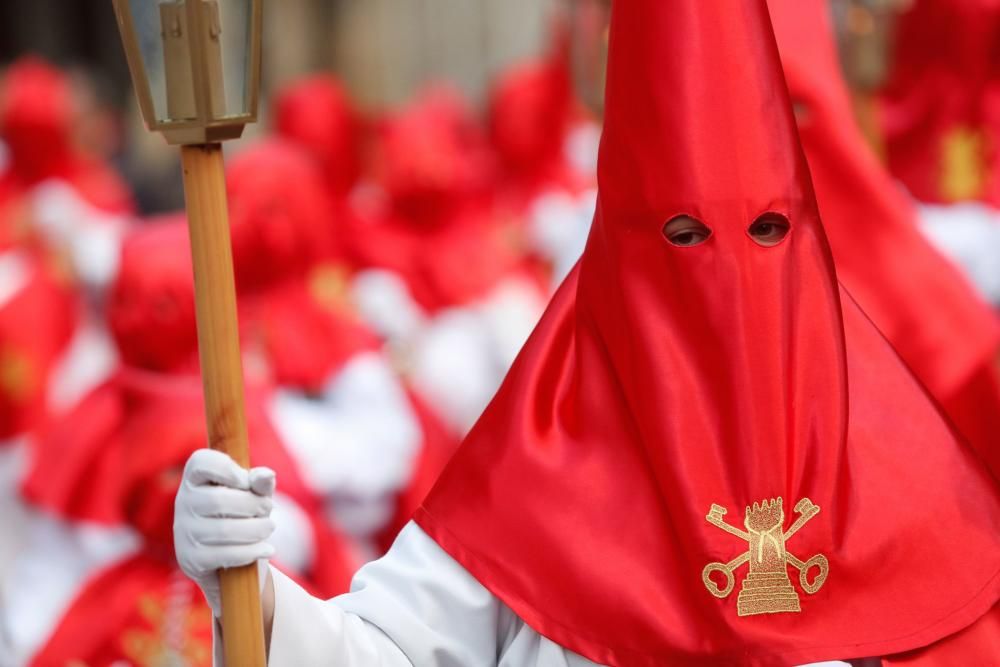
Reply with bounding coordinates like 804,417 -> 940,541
111,0 -> 267,659
181,142 -> 267,667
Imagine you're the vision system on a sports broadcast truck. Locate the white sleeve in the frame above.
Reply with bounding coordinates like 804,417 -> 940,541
255,522 -> 604,667
264,522 -> 501,666
265,567 -> 412,666
228,522 -> 857,667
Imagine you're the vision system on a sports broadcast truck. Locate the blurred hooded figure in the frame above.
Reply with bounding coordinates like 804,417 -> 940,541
0,59 -> 133,436
272,74 -> 366,203
767,0 -> 1000,478
0,58 -> 133,293
226,140 -> 446,555
877,0 -> 1000,305
350,88 -> 549,435
879,0 -> 1000,207
0,248 -> 77,595
5,217 -> 358,666
485,14 -> 603,295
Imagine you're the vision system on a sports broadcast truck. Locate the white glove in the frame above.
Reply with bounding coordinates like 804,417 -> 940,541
174,448 -> 277,617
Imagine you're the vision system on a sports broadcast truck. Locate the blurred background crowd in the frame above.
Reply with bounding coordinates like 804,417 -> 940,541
0,0 -> 997,665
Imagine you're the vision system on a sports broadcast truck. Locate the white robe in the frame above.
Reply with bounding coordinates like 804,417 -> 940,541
268,352 -> 422,550
917,200 -> 1000,305
216,523 -> 855,667
352,270 -> 547,435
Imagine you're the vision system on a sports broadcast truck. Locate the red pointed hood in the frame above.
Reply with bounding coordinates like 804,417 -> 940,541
374,87 -> 492,226
0,58 -> 75,183
415,1 -> 1000,664
768,0 -> 1000,476
0,58 -> 135,214
273,75 -> 364,198
590,0 -> 845,463
488,19 -> 574,177
226,140 -> 339,292
107,215 -> 200,374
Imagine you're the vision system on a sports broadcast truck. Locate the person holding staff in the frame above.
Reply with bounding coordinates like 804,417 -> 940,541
171,0 -> 1000,664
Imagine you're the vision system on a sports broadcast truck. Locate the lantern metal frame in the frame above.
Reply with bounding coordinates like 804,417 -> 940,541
112,0 -> 263,145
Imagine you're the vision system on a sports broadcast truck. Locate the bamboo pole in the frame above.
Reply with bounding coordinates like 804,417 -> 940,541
180,143 -> 267,667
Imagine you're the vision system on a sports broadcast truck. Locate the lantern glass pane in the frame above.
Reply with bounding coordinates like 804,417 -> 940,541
127,0 -> 197,123
125,0 -> 253,125
216,0 -> 252,119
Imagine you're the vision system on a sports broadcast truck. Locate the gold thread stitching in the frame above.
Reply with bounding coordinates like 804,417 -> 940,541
701,497 -> 828,616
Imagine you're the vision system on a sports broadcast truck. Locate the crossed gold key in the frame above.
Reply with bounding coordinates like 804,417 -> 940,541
701,497 -> 829,616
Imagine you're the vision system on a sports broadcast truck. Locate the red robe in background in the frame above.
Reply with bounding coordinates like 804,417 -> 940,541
768,0 -> 1000,476
0,251 -> 77,441
24,368 -> 355,667
878,0 -> 1000,205
27,217 -> 358,593
17,216 -> 358,666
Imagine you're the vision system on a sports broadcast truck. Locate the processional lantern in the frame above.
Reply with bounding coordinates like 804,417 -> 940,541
112,1 -> 266,664
114,0 -> 262,144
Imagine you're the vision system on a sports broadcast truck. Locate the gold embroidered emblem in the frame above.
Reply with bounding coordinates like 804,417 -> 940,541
701,497 -> 828,616
940,126 -> 990,202
0,345 -> 38,404
120,590 -> 212,666
309,262 -> 353,314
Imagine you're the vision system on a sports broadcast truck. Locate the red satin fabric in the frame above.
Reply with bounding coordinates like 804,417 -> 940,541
416,1 -> 1000,664
881,602 -> 1000,666
768,0 -> 1000,476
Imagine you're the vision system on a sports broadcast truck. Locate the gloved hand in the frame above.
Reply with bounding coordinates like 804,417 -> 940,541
174,448 -> 277,617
